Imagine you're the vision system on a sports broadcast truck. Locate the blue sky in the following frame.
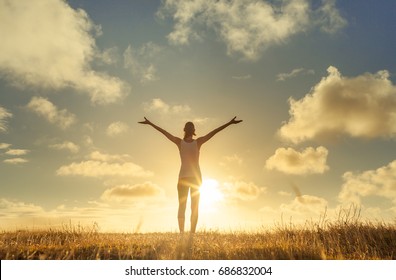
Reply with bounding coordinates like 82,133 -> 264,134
1,0 -> 396,232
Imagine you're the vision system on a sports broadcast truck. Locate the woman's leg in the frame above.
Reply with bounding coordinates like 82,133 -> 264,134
177,179 -> 189,233
190,180 -> 201,233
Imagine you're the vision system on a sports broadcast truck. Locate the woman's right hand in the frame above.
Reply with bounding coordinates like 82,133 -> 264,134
138,117 -> 152,125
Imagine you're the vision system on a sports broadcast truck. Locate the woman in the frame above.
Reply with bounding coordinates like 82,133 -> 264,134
138,116 -> 242,233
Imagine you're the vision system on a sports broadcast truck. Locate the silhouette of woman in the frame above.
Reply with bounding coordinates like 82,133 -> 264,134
139,116 -> 242,233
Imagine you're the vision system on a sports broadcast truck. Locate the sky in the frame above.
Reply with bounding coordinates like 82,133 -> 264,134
1,0 -> 396,232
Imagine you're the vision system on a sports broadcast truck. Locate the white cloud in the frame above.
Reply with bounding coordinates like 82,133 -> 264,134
98,47 -> 119,65
232,74 -> 251,80
0,105 -> 12,132
3,158 -> 29,164
220,154 -> 243,167
0,197 -> 109,230
1,145 -> 29,165
0,197 -> 173,232
143,98 -> 191,115
222,180 -> 265,201
57,151 -> 152,178
0,0 -> 128,104
314,0 -> 347,34
279,66 -> 396,143
339,160 -> 396,205
50,141 -> 80,153
225,154 -> 243,165
278,191 -> 292,197
83,135 -> 94,147
124,42 -> 162,84
0,143 -> 11,149
5,149 -> 30,156
88,151 -> 130,162
106,122 -> 129,137
280,194 -> 328,215
0,198 -> 44,216
265,146 -> 329,175
258,206 -> 278,214
260,195 -> 396,225
159,0 -> 346,60
27,97 -> 76,129
56,160 -> 153,178
191,117 -> 210,125
101,182 -> 165,202
276,68 -> 315,81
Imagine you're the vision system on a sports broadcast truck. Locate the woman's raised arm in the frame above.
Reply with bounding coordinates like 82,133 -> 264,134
138,117 -> 181,146
197,116 -> 242,147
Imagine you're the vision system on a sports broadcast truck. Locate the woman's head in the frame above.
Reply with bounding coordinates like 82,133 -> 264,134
184,122 -> 196,138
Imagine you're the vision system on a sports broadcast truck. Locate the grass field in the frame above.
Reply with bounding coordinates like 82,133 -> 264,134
1,215 -> 395,260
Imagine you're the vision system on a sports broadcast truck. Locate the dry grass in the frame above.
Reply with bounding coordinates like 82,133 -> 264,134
1,208 -> 395,260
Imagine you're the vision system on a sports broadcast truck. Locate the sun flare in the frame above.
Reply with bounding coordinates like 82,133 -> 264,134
199,178 -> 224,210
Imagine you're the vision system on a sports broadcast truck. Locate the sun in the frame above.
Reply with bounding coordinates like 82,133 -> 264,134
199,178 -> 224,210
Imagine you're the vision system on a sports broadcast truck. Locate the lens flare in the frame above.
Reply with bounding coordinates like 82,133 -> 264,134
199,178 -> 224,211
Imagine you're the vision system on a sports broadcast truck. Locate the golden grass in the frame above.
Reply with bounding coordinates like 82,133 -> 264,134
1,216 -> 395,260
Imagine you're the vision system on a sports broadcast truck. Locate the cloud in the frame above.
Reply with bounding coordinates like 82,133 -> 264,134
0,197 -> 173,232
0,198 -> 44,216
143,98 -> 191,114
191,117 -> 210,125
5,149 -> 30,156
56,151 -> 152,178
0,105 -> 12,132
2,146 -> 29,164
27,97 -> 76,129
101,182 -> 165,202
0,197 -> 109,229
49,141 -> 80,153
158,0 -> 346,60
265,146 -> 329,175
224,154 -> 243,165
3,158 -> 29,164
88,151 -> 131,162
220,154 -> 243,168
232,74 -> 251,80
98,47 -> 119,65
222,180 -> 265,201
260,195 -> 395,225
280,194 -> 328,215
279,66 -> 396,143
258,206 -> 278,214
106,122 -> 129,137
278,191 -> 292,197
0,0 -> 128,104
56,161 -> 153,178
124,42 -> 162,84
339,160 -> 396,205
276,68 -> 315,81
314,0 -> 347,34
0,143 -> 11,150
83,135 -> 94,147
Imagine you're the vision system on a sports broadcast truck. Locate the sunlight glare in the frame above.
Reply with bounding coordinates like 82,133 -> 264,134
199,178 -> 224,211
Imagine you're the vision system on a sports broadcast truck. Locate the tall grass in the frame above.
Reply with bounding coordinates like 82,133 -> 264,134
1,209 -> 395,260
